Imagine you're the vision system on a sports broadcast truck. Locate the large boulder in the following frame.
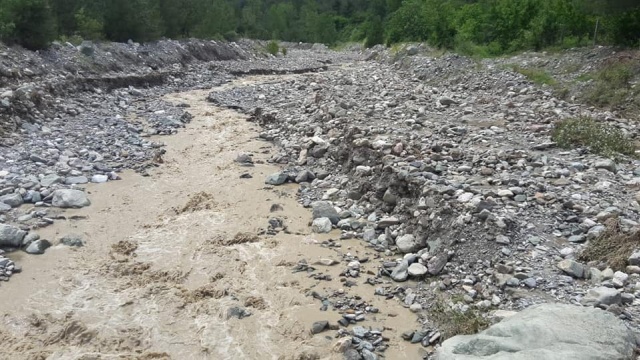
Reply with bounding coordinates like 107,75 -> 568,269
312,217 -> 332,233
312,201 -> 340,224
0,193 -> 23,207
51,189 -> 91,208
436,303 -> 636,360
580,286 -> 621,306
396,234 -> 420,253
0,224 -> 27,247
265,172 -> 288,186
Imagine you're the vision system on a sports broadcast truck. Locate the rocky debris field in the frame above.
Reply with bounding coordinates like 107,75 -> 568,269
2,39 -> 640,359
0,39 -> 351,251
209,45 -> 640,358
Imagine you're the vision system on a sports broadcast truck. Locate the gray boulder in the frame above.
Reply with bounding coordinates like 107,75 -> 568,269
0,202 -> 12,213
0,224 -> 27,247
312,217 -> 332,233
557,259 -> 586,278
580,286 -> 621,306
65,176 -> 89,185
396,234 -> 420,253
0,193 -> 23,208
408,263 -> 428,277
628,250 -> 640,266
52,189 -> 91,208
59,234 -> 85,247
436,303 -> 636,360
595,159 -> 617,173
40,174 -> 63,187
265,172 -> 288,185
25,239 -> 51,254
312,201 -> 340,224
391,260 -> 409,282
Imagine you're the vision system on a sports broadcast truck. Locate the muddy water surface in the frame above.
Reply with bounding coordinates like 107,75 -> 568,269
0,76 -> 419,359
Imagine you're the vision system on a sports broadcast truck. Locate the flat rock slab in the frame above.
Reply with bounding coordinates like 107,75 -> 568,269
436,303 -> 636,360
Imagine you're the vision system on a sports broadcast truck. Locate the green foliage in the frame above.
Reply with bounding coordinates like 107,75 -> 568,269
385,0 -> 428,45
193,0 -> 238,40
0,0 -> 56,50
552,116 -> 636,158
223,31 -> 240,42
266,40 -> 279,56
74,7 -> 103,40
59,34 -> 84,46
364,16 -> 384,48
103,0 -> 162,42
0,0 -> 638,51
584,60 -> 640,111
281,47 -> 287,56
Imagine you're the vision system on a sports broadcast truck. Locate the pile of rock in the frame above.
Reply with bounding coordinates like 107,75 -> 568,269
0,250 -> 19,282
208,44 -> 640,348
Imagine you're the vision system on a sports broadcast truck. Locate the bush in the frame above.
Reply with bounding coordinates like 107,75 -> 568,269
552,117 -> 636,157
364,16 -> 384,48
266,40 -> 279,55
59,34 -> 84,46
223,31 -> 239,42
75,7 -> 103,40
281,47 -> 287,56
585,61 -> 639,111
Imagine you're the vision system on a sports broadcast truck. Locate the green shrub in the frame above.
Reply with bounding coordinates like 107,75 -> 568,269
364,16 -> 384,48
59,34 -> 84,46
266,40 -> 279,55
585,62 -> 638,110
598,63 -> 633,89
281,47 -> 287,56
552,116 -> 636,157
223,31 -> 239,42
75,7 -> 103,40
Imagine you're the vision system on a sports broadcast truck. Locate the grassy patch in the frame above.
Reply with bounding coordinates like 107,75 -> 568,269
428,298 -> 490,340
579,218 -> 640,271
563,63 -> 582,74
584,60 -> 640,111
552,116 -> 636,158
508,64 -> 556,86
265,40 -> 279,56
576,73 -> 594,82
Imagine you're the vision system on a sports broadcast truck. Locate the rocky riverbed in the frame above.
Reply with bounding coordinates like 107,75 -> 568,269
1,40 -> 640,359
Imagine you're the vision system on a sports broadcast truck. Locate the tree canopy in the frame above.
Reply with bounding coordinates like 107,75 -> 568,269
0,0 -> 637,53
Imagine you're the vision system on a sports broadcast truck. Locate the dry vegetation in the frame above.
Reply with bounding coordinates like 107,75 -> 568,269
580,218 -> 640,271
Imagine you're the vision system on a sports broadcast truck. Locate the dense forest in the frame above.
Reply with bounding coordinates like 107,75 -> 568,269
0,0 -> 638,55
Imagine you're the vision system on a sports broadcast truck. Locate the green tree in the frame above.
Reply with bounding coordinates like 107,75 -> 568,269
364,15 -> 383,48
104,0 -> 162,42
75,7 -> 104,40
2,0 -> 56,50
193,0 -> 238,39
